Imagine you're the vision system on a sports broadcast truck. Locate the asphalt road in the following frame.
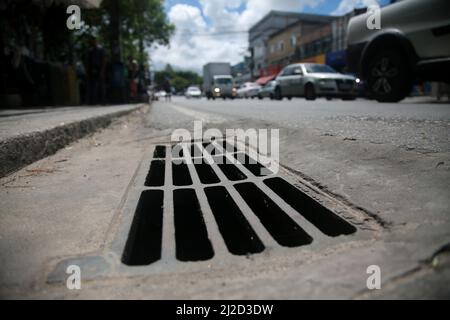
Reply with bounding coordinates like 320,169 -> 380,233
162,96 -> 450,153
1,97 -> 449,299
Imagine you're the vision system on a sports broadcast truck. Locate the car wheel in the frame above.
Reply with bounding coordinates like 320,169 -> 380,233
258,94 -> 263,100
275,87 -> 282,100
366,49 -> 412,103
269,94 -> 274,100
305,83 -> 316,101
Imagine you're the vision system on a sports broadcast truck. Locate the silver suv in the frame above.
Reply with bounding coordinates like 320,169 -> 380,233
347,0 -> 450,102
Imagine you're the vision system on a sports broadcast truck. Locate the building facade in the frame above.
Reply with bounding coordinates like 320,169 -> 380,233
248,11 -> 332,79
245,9 -> 367,81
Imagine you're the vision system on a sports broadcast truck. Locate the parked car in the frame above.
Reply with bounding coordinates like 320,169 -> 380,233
258,81 -> 276,99
347,0 -> 450,102
274,63 -> 358,101
154,91 -> 167,99
185,86 -> 202,98
237,82 -> 261,99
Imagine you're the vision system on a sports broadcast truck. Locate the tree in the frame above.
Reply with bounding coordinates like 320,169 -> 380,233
171,76 -> 190,92
154,66 -> 203,92
127,0 -> 174,64
74,0 -> 174,65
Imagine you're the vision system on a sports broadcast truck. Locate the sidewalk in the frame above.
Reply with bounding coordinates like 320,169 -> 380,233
0,104 -> 145,177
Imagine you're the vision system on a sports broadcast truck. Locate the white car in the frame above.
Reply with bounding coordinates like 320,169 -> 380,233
185,86 -> 202,98
237,82 -> 262,99
154,91 -> 167,99
347,0 -> 450,102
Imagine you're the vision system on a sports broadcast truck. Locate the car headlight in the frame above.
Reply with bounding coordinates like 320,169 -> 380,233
214,87 -> 220,93
355,78 -> 361,84
232,88 -> 237,92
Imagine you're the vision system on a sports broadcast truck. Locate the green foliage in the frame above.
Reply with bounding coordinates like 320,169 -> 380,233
74,0 -> 174,64
154,64 -> 203,92
171,77 -> 190,92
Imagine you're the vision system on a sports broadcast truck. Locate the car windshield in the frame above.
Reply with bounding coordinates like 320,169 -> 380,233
304,64 -> 337,74
215,78 -> 232,85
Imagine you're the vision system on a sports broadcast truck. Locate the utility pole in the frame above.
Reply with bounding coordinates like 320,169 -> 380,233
249,47 -> 254,81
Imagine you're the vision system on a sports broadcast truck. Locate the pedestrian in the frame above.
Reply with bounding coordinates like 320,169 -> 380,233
163,77 -> 172,101
85,35 -> 106,105
129,59 -> 139,102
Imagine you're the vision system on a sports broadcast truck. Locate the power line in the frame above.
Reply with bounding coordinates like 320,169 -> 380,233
176,30 -> 249,37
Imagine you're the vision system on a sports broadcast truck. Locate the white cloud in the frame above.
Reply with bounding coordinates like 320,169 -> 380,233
331,0 -> 378,15
150,0 -> 325,74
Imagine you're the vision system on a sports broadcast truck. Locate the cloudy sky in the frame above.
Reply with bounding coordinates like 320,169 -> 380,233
150,0 -> 388,74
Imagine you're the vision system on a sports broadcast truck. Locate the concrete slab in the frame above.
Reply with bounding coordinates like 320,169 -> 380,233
0,104 -> 145,177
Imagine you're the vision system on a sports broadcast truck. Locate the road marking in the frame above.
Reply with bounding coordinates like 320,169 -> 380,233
167,103 -> 227,124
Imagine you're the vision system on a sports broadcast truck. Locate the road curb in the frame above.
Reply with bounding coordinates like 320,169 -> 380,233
0,104 -> 145,178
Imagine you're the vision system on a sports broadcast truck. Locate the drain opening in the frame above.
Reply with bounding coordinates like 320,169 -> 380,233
193,159 -> 221,184
172,160 -> 193,186
205,186 -> 264,255
171,144 -> 184,158
144,160 -> 165,187
122,190 -> 163,266
174,189 -> 214,261
235,182 -> 312,247
153,145 -> 166,158
203,141 -> 238,155
264,177 -> 357,237
202,142 -> 218,155
212,155 -> 247,181
191,143 -> 203,158
233,152 -> 273,177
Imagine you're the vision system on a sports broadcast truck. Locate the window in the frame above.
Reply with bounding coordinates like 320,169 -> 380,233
278,41 -> 284,52
215,78 -> 232,85
290,34 -> 297,47
304,64 -> 337,74
280,66 -> 294,76
292,67 -> 303,75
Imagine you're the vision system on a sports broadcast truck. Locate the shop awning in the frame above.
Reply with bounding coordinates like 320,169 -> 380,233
255,74 -> 277,85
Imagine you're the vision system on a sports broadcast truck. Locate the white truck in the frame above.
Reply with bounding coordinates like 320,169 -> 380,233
203,63 -> 236,100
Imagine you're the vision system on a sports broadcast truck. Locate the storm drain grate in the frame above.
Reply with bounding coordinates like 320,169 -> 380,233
122,140 -> 357,266
122,190 -> 163,266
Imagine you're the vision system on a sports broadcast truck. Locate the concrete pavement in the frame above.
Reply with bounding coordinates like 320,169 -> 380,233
0,97 -> 449,299
0,104 -> 145,177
